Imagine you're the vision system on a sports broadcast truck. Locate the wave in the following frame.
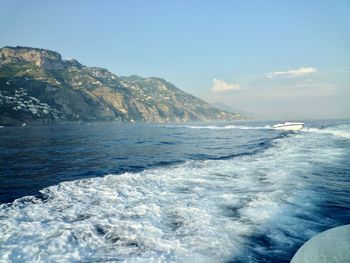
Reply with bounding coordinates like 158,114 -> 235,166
178,124 -> 350,139
175,124 -> 273,130
0,132 -> 346,262
302,127 -> 350,139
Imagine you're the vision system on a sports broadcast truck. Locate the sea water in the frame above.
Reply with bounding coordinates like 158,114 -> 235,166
0,120 -> 349,262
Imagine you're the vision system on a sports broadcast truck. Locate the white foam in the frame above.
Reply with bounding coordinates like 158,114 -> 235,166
302,126 -> 350,139
180,124 -> 272,130
0,131 -> 346,262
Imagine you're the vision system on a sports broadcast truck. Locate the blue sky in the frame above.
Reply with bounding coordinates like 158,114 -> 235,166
1,0 -> 349,119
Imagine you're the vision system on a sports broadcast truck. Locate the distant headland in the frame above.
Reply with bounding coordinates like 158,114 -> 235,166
0,46 -> 243,126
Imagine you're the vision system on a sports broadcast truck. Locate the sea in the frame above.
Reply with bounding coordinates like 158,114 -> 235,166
0,119 -> 349,262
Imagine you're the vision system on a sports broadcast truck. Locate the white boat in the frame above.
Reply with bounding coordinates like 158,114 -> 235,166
272,121 -> 304,131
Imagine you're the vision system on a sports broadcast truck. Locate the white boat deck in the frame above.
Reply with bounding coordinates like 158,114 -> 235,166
272,122 -> 304,131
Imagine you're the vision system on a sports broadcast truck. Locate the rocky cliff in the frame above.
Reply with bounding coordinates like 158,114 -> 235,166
0,46 -> 242,125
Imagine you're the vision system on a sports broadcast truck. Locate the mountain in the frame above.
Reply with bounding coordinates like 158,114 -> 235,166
211,102 -> 241,114
211,102 -> 254,118
0,46 -> 242,125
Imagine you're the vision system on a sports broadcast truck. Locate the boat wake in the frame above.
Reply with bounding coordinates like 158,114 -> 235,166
175,124 -> 350,139
176,124 -> 273,130
302,126 -> 350,139
0,128 -> 347,262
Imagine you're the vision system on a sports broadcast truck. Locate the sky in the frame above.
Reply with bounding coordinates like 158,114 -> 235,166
1,0 -> 349,119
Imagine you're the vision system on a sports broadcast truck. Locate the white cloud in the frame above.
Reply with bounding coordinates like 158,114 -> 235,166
212,78 -> 241,92
267,67 -> 317,78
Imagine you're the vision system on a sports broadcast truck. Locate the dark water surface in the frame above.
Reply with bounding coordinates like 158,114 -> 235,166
0,120 -> 349,262
0,122 -> 273,204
